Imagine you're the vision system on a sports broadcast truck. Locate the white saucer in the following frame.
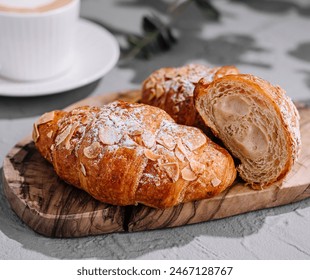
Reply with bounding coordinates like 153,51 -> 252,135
0,19 -> 120,97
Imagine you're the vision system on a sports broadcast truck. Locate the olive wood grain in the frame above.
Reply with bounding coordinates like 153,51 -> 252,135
2,90 -> 310,237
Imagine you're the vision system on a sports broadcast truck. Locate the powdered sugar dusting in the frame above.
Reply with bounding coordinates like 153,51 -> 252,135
99,126 -> 122,145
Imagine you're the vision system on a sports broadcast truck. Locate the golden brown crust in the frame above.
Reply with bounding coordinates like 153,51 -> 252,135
33,101 -> 236,208
141,64 -> 239,127
194,74 -> 301,189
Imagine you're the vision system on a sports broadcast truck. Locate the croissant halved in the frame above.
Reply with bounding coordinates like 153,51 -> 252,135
194,74 -> 301,189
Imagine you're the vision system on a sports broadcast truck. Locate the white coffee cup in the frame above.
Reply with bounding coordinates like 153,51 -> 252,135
0,0 -> 80,81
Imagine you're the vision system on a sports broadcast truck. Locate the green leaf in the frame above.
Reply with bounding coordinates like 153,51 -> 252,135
194,0 -> 220,20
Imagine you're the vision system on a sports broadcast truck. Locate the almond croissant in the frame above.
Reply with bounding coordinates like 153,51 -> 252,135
141,64 -> 239,127
33,101 -> 236,208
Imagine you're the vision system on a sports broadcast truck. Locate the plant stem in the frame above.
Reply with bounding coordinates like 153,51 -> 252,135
120,31 -> 160,63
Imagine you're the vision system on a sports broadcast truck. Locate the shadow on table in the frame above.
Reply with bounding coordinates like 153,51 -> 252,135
299,70 -> 310,91
1,166 -> 310,260
288,42 -> 310,64
116,0 -> 271,84
287,40 -> 310,91
0,79 -> 100,120
230,0 -> 310,17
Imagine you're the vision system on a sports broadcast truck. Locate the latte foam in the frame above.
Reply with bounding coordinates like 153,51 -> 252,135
0,0 -> 73,13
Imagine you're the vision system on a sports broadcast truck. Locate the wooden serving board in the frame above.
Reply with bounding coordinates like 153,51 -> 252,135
2,90 -> 310,237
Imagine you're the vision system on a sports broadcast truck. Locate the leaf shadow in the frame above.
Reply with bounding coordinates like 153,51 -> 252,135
230,0 -> 310,17
288,42 -> 310,63
116,0 -> 271,85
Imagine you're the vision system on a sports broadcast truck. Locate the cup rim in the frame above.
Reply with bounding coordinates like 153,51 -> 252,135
0,0 -> 79,17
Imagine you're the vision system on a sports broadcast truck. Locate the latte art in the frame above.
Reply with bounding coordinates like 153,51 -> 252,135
0,0 -> 73,13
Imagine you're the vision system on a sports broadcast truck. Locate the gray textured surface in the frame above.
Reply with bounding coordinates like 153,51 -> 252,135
1,0 -> 310,259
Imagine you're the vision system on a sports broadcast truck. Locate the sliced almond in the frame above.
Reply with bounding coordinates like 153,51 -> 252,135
162,135 -> 176,150
177,138 -> 190,159
47,131 -> 53,138
64,123 -> 79,150
130,135 -> 143,146
32,123 -> 39,142
157,136 -> 176,150
182,133 -> 206,151
142,132 -> 155,148
175,147 -> 185,162
80,163 -> 86,176
126,121 -> 141,135
155,84 -> 165,98
145,77 -> 156,89
123,135 -> 138,147
147,89 -> 156,101
99,126 -> 122,145
55,125 -> 72,146
129,128 -> 144,136
144,149 -> 162,161
181,166 -> 197,181
161,162 -> 179,182
83,142 -> 101,159
211,178 -> 221,187
190,160 -> 205,175
37,111 -> 55,126
50,144 -> 55,151
156,138 -> 165,146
